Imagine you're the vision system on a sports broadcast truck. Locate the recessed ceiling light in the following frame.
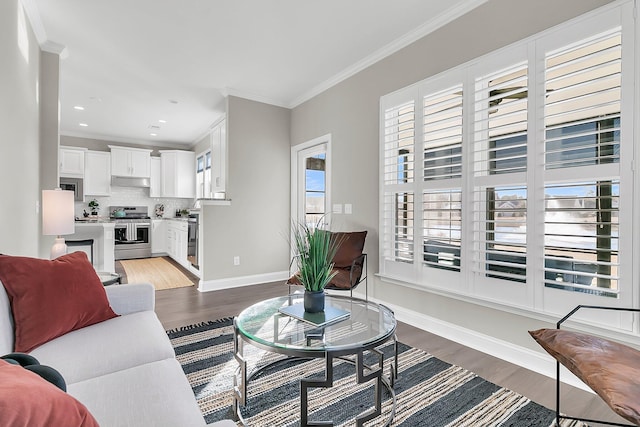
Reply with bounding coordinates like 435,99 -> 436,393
79,123 -> 88,127
150,133 -> 157,136
158,119 -> 167,123
74,105 -> 85,111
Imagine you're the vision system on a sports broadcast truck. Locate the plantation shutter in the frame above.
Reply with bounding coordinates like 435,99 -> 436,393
543,29 -> 621,296
382,100 -> 415,264
472,62 -> 528,282
423,86 -> 463,181
422,85 -> 463,271
423,189 -> 461,271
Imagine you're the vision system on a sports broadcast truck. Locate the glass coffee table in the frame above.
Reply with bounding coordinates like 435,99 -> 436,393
233,294 -> 398,426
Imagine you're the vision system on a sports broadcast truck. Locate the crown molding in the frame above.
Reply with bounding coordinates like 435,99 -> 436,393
20,0 -> 68,58
288,0 -> 490,108
19,0 -> 46,45
222,87 -> 289,109
41,40 -> 67,57
192,114 -> 227,147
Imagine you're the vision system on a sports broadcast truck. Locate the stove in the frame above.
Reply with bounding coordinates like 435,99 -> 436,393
110,206 -> 151,221
110,206 -> 152,260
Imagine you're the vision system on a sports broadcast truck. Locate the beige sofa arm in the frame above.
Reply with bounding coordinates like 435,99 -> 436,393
105,283 -> 155,315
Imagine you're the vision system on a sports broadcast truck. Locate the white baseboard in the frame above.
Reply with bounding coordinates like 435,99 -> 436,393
198,276 -> 590,392
369,296 -> 592,393
198,270 -> 289,292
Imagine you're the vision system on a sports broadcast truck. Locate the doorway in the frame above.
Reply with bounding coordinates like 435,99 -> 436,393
291,134 -> 331,228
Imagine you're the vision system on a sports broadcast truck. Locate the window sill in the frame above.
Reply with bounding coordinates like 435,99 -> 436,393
376,272 -> 640,345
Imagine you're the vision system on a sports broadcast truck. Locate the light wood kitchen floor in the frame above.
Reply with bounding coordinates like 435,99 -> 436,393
154,279 -> 624,426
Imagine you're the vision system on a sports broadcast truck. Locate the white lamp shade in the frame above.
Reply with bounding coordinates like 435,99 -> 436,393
42,189 -> 75,236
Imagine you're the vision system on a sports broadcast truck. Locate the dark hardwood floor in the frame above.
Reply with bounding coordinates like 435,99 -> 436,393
150,271 -> 623,426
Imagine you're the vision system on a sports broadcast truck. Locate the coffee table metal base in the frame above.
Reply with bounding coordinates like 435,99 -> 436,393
232,331 -> 399,427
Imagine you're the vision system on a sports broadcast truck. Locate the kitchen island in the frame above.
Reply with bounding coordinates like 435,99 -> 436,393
69,221 -> 115,273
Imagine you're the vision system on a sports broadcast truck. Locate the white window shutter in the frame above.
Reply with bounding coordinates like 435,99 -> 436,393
382,100 -> 416,265
543,29 -> 622,297
472,63 -> 528,283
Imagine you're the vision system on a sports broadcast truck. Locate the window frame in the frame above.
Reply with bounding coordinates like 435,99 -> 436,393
378,0 -> 637,332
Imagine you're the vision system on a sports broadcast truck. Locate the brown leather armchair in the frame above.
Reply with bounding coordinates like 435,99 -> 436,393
287,230 -> 368,300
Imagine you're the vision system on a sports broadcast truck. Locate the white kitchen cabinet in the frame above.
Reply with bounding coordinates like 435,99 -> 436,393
149,157 -> 161,197
59,146 -> 87,178
210,119 -> 227,194
195,119 -> 226,199
166,220 -> 188,267
109,145 -> 152,178
160,150 -> 195,198
151,219 -> 167,255
84,151 -> 111,196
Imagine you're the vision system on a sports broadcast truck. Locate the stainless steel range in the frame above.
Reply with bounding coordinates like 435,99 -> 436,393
110,206 -> 151,260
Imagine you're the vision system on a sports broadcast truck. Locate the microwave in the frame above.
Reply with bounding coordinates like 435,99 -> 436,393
59,177 -> 84,201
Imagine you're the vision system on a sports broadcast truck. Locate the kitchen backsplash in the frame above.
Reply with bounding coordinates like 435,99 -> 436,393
76,186 -> 192,219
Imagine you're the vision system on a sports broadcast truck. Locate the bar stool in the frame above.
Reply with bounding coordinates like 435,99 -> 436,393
66,239 -> 94,265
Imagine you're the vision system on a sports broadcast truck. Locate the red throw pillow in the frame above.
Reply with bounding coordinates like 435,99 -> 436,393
0,251 -> 117,353
0,359 -> 99,426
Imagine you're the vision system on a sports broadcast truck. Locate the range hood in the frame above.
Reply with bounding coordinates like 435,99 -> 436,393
111,176 -> 150,188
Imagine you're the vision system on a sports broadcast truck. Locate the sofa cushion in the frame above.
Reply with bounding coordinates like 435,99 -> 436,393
0,252 -> 117,353
0,359 -> 99,427
68,358 -> 206,427
31,310 -> 175,384
530,328 -> 640,425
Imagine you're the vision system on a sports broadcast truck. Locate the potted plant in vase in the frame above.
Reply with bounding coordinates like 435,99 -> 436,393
88,199 -> 99,216
291,220 -> 340,313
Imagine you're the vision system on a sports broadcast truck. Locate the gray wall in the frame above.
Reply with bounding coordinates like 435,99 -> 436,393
201,96 -> 290,281
60,135 -> 188,156
39,50 -> 61,258
0,0 -> 41,256
290,0 -> 615,352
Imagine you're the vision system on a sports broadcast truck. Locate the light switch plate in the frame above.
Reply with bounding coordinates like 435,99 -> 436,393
332,204 -> 343,214
344,204 -> 352,214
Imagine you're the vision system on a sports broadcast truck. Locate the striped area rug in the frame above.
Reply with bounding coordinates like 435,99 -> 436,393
168,319 -> 587,427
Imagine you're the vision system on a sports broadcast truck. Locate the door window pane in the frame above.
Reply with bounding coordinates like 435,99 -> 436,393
305,153 -> 326,226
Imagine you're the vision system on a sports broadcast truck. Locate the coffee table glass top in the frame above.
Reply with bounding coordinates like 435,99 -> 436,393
235,294 -> 396,354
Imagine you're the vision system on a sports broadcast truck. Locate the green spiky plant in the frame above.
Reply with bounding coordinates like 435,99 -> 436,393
292,220 -> 340,292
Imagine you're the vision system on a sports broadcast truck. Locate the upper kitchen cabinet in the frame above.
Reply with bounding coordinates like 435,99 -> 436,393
59,146 -> 87,178
160,150 -> 195,198
149,157 -> 162,198
196,118 -> 227,198
109,145 -> 152,178
210,119 -> 227,194
84,151 -> 111,196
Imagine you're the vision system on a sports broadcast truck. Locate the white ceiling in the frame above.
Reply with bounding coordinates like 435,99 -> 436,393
29,0 -> 486,147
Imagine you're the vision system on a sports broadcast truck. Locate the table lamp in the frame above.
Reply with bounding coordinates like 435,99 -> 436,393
42,188 -> 75,259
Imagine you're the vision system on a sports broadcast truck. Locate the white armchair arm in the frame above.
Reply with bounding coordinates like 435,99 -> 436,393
104,283 -> 155,315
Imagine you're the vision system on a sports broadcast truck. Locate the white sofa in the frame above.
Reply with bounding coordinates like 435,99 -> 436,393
0,281 -> 235,427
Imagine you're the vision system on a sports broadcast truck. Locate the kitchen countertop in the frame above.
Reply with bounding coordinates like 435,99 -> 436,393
75,218 -> 113,224
196,198 -> 231,206
75,217 -> 192,223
